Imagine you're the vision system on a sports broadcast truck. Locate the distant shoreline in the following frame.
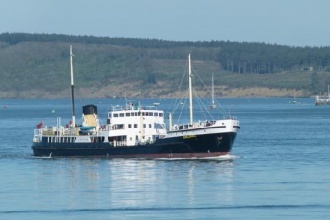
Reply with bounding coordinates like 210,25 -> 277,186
0,87 -> 315,99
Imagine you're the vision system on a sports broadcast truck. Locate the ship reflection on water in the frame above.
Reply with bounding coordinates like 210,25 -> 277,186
36,158 -> 235,212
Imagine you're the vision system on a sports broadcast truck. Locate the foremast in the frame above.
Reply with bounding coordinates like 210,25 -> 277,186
70,45 -> 76,128
168,54 -> 194,129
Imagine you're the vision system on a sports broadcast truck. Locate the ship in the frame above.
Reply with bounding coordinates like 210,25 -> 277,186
32,46 -> 240,159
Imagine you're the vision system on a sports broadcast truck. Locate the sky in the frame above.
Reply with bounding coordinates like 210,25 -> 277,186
1,0 -> 329,47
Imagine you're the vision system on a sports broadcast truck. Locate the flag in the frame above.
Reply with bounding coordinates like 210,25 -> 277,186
65,120 -> 72,128
36,121 -> 43,129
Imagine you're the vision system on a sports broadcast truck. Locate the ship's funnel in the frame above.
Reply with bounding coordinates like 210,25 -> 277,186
82,105 -> 98,127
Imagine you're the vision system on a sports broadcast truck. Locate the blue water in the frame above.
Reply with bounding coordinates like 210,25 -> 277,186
1,98 -> 330,219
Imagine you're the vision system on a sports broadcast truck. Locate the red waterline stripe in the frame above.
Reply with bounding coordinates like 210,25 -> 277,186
100,152 -> 230,159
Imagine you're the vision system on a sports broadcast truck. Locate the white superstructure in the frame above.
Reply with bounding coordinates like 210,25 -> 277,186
107,103 -> 167,146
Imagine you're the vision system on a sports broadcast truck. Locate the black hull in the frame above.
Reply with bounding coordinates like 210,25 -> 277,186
32,132 -> 237,158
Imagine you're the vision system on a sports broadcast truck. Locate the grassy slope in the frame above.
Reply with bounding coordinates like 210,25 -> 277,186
0,41 -> 329,98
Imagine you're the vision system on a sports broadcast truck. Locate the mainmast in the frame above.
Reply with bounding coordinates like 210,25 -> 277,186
188,54 -> 193,125
70,45 -> 76,128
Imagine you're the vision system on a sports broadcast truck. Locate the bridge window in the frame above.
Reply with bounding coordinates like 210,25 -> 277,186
154,123 -> 164,129
113,124 -> 124,129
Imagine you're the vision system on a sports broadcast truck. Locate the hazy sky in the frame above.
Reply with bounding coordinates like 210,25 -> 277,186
1,0 -> 329,47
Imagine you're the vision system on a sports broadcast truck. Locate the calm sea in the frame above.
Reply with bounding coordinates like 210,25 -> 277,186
0,98 -> 329,220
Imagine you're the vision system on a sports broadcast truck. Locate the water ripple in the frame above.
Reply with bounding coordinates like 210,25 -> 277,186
2,204 -> 329,214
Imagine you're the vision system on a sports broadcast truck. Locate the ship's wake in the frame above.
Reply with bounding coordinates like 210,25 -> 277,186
32,152 -> 53,159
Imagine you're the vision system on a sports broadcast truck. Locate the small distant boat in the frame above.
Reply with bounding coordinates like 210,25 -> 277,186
210,73 -> 216,109
289,89 -> 298,104
315,85 -> 330,106
31,48 -> 240,158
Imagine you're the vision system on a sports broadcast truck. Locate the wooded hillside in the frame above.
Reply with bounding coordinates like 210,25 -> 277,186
0,33 -> 329,98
